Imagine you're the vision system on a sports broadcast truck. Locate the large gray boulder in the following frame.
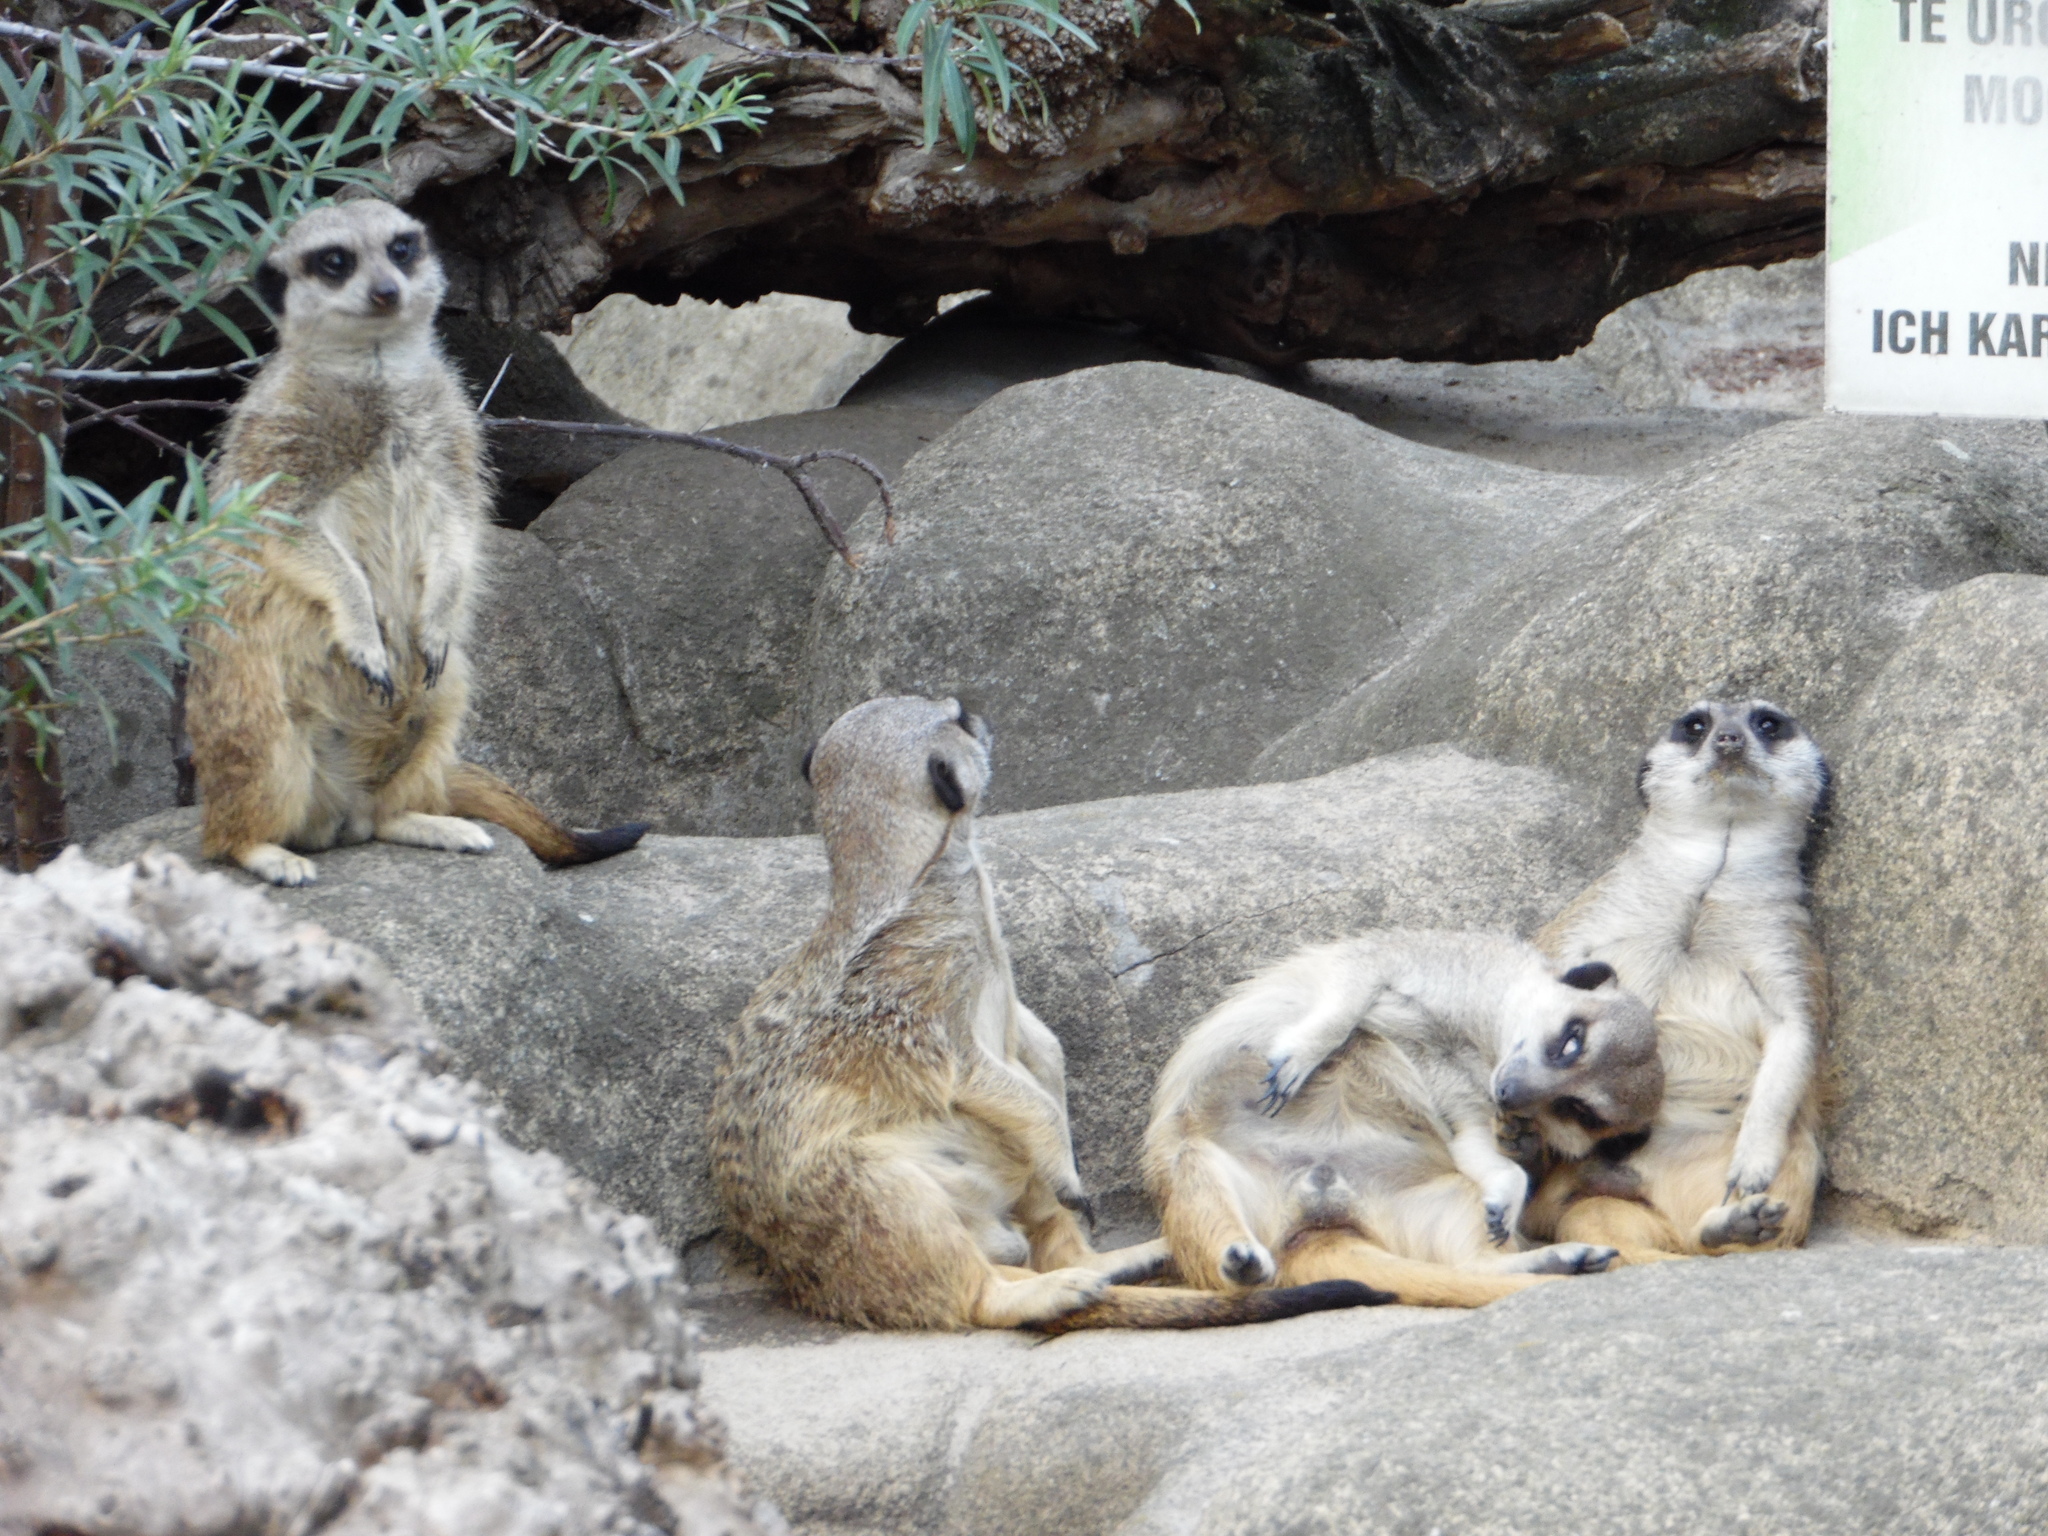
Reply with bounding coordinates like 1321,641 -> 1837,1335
464,526 -> 662,832
90,746 -> 1604,1257
1816,574 -> 2048,1242
524,403 -> 959,836
696,1243 -> 2045,1536
1257,412 -> 2048,835
805,363 -> 1618,817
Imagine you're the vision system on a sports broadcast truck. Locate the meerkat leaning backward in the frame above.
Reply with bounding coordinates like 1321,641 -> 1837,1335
187,199 -> 647,886
1146,930 -> 1663,1308
708,696 -> 1390,1332
1522,699 -> 1831,1261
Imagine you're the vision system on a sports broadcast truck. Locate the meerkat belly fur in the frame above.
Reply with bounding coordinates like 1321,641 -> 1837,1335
187,199 -> 647,886
708,696 -> 1389,1332
1524,699 -> 1830,1260
1145,930 -> 1662,1309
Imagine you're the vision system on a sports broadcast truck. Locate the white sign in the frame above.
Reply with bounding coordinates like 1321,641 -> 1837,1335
1828,0 -> 2048,415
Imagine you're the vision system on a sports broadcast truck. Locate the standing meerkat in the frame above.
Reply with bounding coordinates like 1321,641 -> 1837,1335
1145,931 -> 1662,1308
708,695 -> 1390,1332
1523,698 -> 1830,1260
187,199 -> 647,886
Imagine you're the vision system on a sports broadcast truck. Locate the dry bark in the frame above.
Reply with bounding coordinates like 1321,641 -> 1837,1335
406,0 -> 1825,366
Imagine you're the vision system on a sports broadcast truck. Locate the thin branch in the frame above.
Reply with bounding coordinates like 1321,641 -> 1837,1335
61,396 -> 233,435
42,360 -> 265,382
483,416 -> 896,564
477,354 -> 514,414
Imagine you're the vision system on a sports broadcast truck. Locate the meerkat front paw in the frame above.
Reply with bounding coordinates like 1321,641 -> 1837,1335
344,641 -> 396,704
240,843 -> 318,886
1259,1050 -> 1314,1116
1698,1192 -> 1788,1250
420,639 -> 450,690
1723,1148 -> 1782,1200
1055,1181 -> 1097,1232
1496,1111 -> 1542,1166
1480,1166 -> 1529,1247
1220,1239 -> 1276,1287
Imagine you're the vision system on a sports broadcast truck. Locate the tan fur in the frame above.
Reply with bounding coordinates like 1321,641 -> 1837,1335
188,199 -> 645,885
1144,930 -> 1663,1309
1526,699 -> 1830,1261
708,697 -> 1389,1332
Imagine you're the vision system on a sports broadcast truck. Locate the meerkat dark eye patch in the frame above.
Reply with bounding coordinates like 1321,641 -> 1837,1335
308,245 -> 356,284
929,754 -> 966,813
1749,707 -> 1789,742
253,259 -> 289,316
1671,709 -> 1712,747
1552,1096 -> 1608,1131
387,232 -> 420,270
1560,962 -> 1615,991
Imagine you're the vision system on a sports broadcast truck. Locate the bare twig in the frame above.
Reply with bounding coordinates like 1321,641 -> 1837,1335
62,396 -> 233,435
476,355 -> 514,415
43,360 -> 265,382
483,416 -> 896,565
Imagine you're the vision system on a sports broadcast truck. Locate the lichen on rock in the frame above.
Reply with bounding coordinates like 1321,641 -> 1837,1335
0,848 -> 774,1536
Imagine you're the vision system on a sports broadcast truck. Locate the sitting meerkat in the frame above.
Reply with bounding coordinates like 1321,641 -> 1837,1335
708,696 -> 1390,1332
1145,930 -> 1663,1308
187,198 -> 647,886
1522,698 -> 1831,1260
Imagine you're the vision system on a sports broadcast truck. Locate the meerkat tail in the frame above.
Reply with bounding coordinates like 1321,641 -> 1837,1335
446,763 -> 650,867
1028,1279 -> 1393,1336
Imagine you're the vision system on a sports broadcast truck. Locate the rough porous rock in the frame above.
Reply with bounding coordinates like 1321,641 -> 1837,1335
1816,574 -> 2048,1243
90,746 -> 1604,1261
806,363 -> 1617,816
696,1244 -> 2046,1536
523,404 -> 957,836
0,849 -> 771,1536
1257,412 -> 2048,836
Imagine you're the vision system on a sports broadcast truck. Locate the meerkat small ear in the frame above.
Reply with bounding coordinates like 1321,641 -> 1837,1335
1635,756 -> 1652,807
929,754 -> 966,813
253,259 -> 289,319
1560,962 -> 1616,992
799,745 -> 816,784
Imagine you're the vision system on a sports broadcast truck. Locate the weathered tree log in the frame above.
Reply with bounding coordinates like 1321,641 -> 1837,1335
403,0 -> 1825,366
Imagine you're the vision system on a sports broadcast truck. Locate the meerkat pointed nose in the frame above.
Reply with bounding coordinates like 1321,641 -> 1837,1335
368,280 -> 401,311
1493,1069 -> 1534,1111
1712,728 -> 1746,755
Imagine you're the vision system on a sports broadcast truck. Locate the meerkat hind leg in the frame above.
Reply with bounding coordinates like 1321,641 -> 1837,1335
1554,1196 -> 1693,1266
1277,1230 -> 1553,1309
1072,1238 -> 1173,1284
376,811 -> 495,853
1490,1242 -> 1618,1275
974,1264 -> 1112,1328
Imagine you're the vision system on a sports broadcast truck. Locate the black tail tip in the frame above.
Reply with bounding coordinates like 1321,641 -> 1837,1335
1268,1279 -> 1398,1317
551,821 -> 652,866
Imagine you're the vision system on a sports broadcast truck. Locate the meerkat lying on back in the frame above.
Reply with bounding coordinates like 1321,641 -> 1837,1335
1145,930 -> 1662,1309
187,199 -> 647,885
709,696 -> 1389,1332
1523,699 -> 1830,1259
